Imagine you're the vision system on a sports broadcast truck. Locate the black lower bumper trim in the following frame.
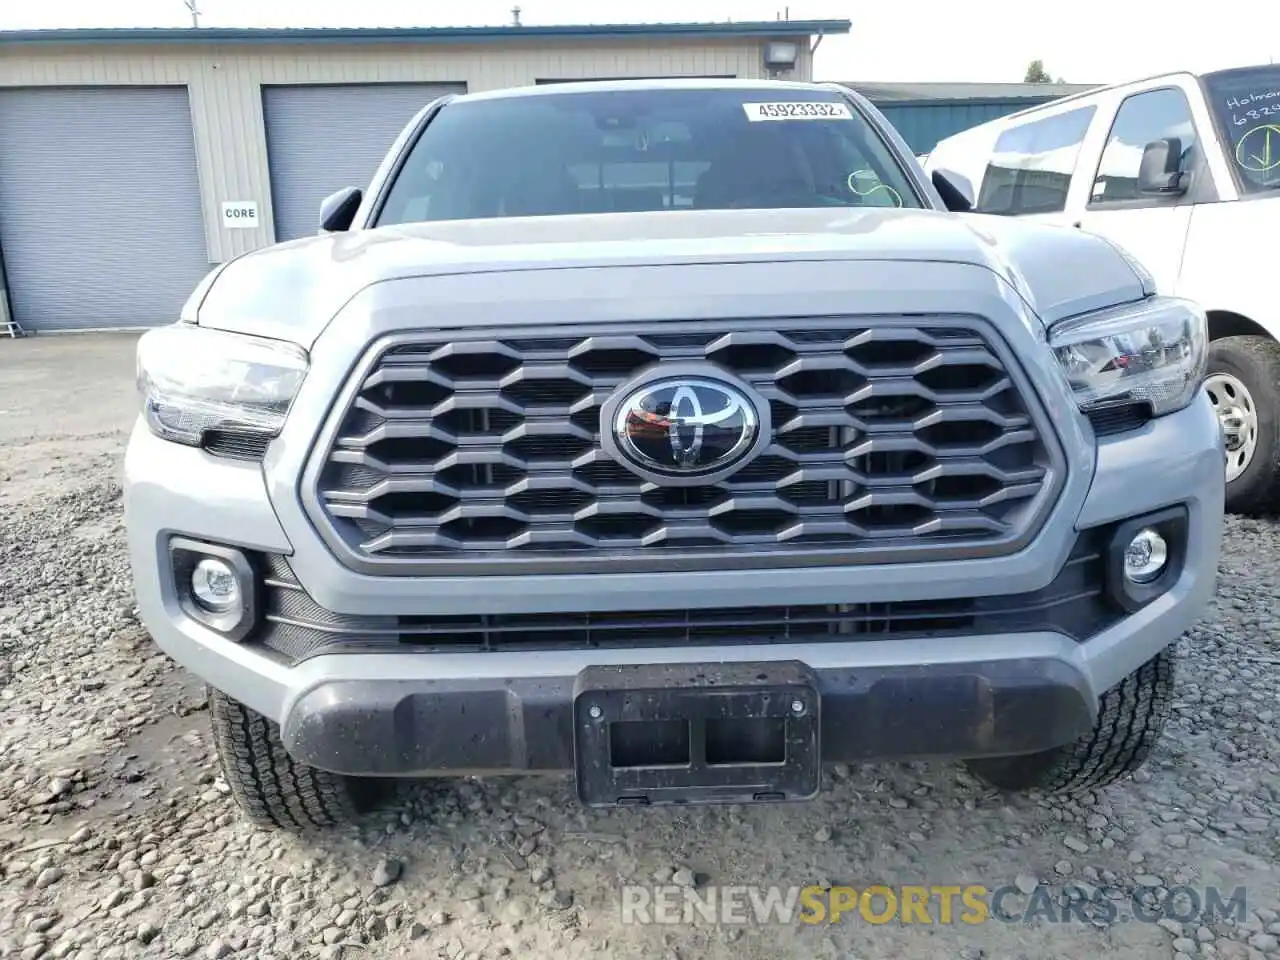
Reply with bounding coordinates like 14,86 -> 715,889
281,658 -> 1097,779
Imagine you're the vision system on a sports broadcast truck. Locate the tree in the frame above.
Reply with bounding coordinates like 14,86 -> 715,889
1024,60 -> 1053,83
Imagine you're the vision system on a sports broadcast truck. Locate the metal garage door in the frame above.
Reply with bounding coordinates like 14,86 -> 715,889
0,86 -> 210,332
263,83 -> 466,241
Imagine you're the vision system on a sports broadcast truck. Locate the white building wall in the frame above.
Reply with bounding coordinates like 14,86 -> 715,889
0,38 -> 812,261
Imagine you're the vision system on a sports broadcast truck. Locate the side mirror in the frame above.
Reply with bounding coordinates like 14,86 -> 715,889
1137,138 -> 1188,196
319,186 -> 363,233
931,169 -> 974,213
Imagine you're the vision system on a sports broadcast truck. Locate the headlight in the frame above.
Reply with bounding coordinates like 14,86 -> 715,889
136,325 -> 308,447
1049,296 -> 1207,417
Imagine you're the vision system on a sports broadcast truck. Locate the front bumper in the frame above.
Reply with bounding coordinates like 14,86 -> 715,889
124,390 -> 1224,778
284,656 -> 1095,777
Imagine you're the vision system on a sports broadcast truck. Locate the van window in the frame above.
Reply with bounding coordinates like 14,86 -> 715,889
1090,88 -> 1198,205
975,105 -> 1096,215
1201,65 -> 1280,195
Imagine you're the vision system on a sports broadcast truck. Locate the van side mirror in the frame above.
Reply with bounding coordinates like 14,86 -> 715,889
931,169 -> 974,213
319,187 -> 363,233
1137,138 -> 1188,196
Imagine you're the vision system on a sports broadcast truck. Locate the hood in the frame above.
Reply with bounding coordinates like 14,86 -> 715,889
194,207 -> 1150,347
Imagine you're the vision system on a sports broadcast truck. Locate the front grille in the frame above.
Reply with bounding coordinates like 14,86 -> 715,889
309,317 -> 1062,574
252,530 -> 1116,663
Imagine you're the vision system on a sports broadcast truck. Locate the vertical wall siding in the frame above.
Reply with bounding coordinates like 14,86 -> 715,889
793,44 -> 814,85
0,39 -> 785,261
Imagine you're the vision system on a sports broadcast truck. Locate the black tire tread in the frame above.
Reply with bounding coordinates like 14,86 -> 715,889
209,689 -> 365,832
965,648 -> 1175,795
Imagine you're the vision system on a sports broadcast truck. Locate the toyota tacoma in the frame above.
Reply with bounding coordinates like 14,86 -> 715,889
124,79 -> 1224,832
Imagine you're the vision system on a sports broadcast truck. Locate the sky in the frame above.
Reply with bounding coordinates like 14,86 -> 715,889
1,0 -> 1276,85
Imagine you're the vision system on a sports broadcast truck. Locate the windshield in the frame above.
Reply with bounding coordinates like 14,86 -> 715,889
374,86 -> 922,225
1202,65 -> 1280,194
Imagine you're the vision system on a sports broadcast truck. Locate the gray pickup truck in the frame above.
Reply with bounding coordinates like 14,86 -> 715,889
125,78 -> 1223,833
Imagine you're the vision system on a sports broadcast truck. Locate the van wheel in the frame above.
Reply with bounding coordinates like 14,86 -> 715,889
1206,335 -> 1280,515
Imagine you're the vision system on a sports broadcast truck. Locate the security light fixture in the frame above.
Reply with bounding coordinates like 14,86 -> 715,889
764,41 -> 799,72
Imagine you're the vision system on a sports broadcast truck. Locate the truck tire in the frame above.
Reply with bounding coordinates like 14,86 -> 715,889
1206,335 -> 1280,515
209,689 -> 382,832
963,647 -> 1175,795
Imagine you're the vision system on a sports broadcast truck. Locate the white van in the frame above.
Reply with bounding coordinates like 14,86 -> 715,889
925,64 -> 1280,513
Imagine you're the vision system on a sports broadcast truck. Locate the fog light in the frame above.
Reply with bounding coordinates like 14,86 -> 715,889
192,557 -> 241,612
1103,506 -> 1187,614
1123,528 -> 1168,584
168,537 -> 259,642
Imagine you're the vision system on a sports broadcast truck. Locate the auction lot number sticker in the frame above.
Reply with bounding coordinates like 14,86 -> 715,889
743,101 -> 853,121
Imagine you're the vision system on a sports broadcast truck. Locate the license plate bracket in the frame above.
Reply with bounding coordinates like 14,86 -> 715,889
572,661 -> 821,807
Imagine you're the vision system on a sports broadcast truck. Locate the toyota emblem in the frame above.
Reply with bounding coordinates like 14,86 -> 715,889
601,372 -> 768,485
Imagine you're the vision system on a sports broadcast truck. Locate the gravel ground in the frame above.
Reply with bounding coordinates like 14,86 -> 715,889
1,333 -> 1279,960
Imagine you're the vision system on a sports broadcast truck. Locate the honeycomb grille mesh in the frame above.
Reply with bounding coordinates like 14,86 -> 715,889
312,318 -> 1057,571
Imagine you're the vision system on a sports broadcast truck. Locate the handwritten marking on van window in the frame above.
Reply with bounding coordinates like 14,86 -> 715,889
1226,90 -> 1280,127
1231,104 -> 1280,127
1227,90 -> 1280,109
743,101 -> 853,122
1235,124 -> 1280,172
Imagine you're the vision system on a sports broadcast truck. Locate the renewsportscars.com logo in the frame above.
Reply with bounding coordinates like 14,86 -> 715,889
620,883 -> 1249,927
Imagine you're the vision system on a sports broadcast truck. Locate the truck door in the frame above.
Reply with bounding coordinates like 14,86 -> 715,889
1069,84 -> 1203,295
